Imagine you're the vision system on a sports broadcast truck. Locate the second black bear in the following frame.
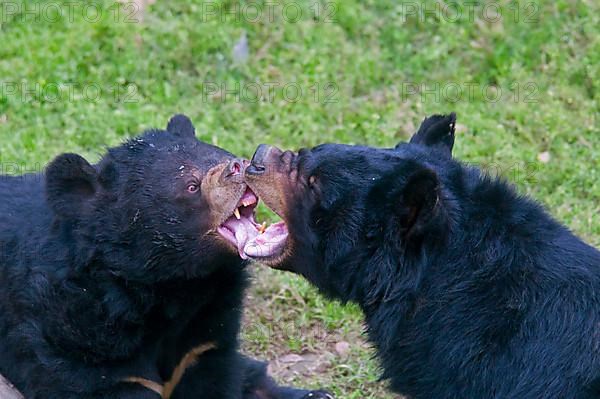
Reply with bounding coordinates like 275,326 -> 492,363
0,115 -> 331,399
243,114 -> 600,399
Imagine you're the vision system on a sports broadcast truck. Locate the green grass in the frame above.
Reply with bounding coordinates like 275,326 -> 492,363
0,0 -> 598,397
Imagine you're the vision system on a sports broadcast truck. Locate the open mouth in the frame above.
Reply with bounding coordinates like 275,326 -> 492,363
217,187 -> 289,260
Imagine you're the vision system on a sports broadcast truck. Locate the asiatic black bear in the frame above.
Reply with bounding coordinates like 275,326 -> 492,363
0,115 -> 331,399
243,113 -> 600,399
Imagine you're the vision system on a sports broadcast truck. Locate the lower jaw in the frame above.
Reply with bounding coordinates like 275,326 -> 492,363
245,248 -> 285,262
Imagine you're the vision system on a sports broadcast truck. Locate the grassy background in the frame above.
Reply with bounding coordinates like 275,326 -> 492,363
0,0 -> 598,397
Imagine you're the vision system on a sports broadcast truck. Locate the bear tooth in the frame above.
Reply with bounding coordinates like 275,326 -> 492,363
234,208 -> 241,219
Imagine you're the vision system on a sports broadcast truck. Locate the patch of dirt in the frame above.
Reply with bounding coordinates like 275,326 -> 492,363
268,352 -> 335,381
242,267 -> 397,398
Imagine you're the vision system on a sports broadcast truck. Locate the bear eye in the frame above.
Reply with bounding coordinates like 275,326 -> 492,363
308,175 -> 317,187
187,183 -> 200,193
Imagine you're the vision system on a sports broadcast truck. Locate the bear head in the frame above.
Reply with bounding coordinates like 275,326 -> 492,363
242,113 -> 459,300
45,114 -> 259,282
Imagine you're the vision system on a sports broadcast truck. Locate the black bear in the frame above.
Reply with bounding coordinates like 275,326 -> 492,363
0,115 -> 332,399
242,113 -> 600,398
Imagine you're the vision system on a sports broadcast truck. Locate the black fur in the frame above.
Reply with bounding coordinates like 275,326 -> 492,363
264,114 -> 600,398
0,115 -> 329,399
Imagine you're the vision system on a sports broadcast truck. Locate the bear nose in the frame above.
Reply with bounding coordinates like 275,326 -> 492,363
246,164 -> 265,175
247,144 -> 281,175
225,158 -> 245,177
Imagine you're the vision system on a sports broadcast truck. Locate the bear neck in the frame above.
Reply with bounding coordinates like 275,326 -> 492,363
355,171 -> 600,390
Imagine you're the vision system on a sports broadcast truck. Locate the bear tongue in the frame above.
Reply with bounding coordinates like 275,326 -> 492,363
222,217 -> 259,259
243,222 -> 288,259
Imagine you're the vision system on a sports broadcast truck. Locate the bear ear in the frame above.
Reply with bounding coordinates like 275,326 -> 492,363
397,167 -> 441,237
46,153 -> 98,218
167,114 -> 196,138
408,112 -> 456,157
